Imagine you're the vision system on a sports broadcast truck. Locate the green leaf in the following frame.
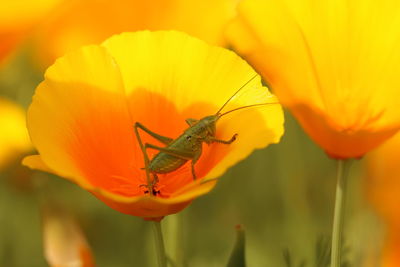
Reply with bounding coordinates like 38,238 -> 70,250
227,225 -> 246,267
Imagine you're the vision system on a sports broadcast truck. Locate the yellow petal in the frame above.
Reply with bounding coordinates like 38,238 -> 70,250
23,155 -> 53,173
0,98 -> 31,169
27,45 -> 133,189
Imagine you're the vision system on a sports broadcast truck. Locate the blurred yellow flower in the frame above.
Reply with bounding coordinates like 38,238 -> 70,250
23,31 -> 284,220
227,0 -> 400,159
42,208 -> 94,267
0,0 -> 60,64
0,98 -> 31,169
367,133 -> 400,267
32,0 -> 238,67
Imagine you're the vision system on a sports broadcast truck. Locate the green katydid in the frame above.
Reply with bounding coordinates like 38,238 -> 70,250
134,75 -> 278,195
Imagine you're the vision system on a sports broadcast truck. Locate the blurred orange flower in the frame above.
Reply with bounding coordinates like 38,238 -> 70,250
0,0 -> 60,64
367,133 -> 400,267
42,207 -> 94,267
32,0 -> 238,67
23,31 -> 284,220
0,98 -> 31,169
380,232 -> 400,267
227,0 -> 400,159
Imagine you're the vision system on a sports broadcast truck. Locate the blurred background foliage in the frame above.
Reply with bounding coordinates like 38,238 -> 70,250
0,48 -> 384,266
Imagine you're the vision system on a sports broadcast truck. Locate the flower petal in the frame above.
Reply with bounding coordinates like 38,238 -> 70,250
367,132 -> 400,226
23,155 -> 53,174
0,98 -> 31,169
27,31 -> 284,218
23,154 -> 217,218
91,179 -> 217,218
227,0 -> 400,158
42,208 -> 94,267
27,45 -> 136,191
0,0 -> 61,63
32,0 -> 237,66
367,132 -> 400,267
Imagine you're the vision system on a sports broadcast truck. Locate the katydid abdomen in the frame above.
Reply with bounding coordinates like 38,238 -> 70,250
148,153 -> 187,174
148,131 -> 202,174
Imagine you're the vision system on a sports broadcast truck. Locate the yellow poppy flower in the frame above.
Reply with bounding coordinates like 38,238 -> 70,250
0,98 -> 31,169
0,0 -> 60,64
227,0 -> 400,159
42,208 -> 94,267
23,31 -> 284,220
32,0 -> 237,67
366,133 -> 400,267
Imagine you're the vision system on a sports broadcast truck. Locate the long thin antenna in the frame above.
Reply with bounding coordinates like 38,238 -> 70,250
218,102 -> 279,118
215,74 -> 259,115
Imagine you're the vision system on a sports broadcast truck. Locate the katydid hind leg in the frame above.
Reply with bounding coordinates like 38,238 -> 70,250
134,122 -> 173,145
134,122 -> 159,193
134,122 -> 150,166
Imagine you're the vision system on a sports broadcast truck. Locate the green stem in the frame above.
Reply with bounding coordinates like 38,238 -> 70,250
152,221 -> 167,267
330,159 -> 351,267
165,214 -> 184,267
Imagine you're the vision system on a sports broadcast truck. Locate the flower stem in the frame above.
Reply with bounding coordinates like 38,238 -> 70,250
152,221 -> 167,267
330,159 -> 351,267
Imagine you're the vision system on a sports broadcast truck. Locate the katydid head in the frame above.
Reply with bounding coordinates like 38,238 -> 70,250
197,115 -> 218,139
192,74 -> 279,141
